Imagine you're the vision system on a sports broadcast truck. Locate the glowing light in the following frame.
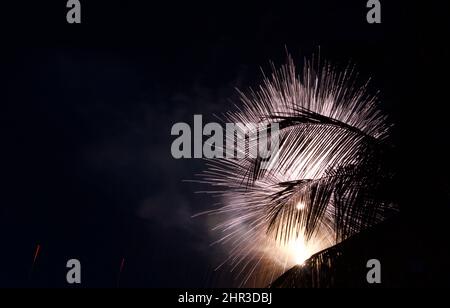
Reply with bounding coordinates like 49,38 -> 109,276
293,240 -> 309,265
296,202 -> 306,211
283,237 -> 309,265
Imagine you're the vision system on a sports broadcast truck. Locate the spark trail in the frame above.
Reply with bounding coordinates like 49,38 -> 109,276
29,244 -> 41,280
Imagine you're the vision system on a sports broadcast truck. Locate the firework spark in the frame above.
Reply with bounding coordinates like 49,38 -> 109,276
196,54 -> 397,287
117,257 -> 126,288
29,244 -> 41,280
33,244 -> 41,265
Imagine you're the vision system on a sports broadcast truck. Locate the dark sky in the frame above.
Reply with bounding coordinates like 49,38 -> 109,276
1,1 -> 449,287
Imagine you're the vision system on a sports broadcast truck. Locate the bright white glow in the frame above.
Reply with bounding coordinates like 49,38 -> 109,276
284,237 -> 310,265
296,202 -> 306,211
293,241 -> 309,265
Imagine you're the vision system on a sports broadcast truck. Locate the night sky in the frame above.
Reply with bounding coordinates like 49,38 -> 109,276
1,1 -> 449,287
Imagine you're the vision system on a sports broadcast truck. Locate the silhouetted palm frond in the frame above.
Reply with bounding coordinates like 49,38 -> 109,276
197,54 -> 398,287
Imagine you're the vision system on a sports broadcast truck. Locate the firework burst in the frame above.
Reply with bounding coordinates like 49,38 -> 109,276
195,54 -> 397,287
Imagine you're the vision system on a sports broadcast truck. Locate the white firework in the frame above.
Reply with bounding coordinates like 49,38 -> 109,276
196,54 -> 396,287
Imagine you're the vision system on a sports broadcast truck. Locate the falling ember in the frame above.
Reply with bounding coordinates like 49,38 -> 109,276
120,258 -> 125,273
196,54 -> 397,287
33,244 -> 41,266
29,244 -> 41,280
117,257 -> 125,288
